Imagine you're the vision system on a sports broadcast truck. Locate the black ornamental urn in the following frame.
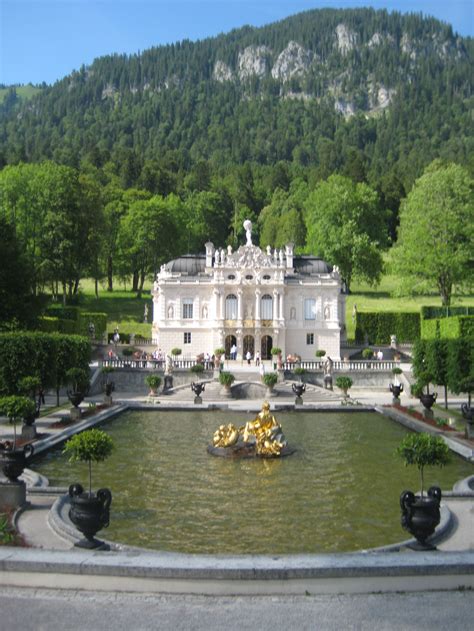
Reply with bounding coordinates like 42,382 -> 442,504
68,483 -> 112,549
0,441 -> 34,482
400,486 -> 442,549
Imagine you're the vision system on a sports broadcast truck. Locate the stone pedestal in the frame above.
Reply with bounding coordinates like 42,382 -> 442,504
221,387 -> 232,399
324,375 -> 333,390
104,395 -> 113,406
295,396 -> 303,406
392,397 -> 401,406
0,479 -> 26,511
466,421 -> 474,440
423,409 -> 434,421
194,396 -> 202,405
21,424 -> 37,440
70,407 -> 82,421
163,375 -> 174,393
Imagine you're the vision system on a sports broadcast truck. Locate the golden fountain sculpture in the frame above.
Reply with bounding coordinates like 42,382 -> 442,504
208,402 -> 294,458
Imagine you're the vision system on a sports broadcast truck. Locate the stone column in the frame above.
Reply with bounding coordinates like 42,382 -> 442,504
279,292 -> 284,322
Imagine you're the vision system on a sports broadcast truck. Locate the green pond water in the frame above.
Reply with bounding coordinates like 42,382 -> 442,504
33,410 -> 473,554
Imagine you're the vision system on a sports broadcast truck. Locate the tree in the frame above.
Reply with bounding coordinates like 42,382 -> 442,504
117,195 -> 180,296
392,162 -> 474,306
304,175 -> 387,291
0,217 -> 39,330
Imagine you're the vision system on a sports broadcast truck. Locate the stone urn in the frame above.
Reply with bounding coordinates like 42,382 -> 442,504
400,486 -> 442,549
292,382 -> 306,405
419,392 -> 437,410
67,391 -> 85,409
0,441 -> 34,482
191,382 -> 205,404
389,383 -> 404,401
68,483 -> 112,549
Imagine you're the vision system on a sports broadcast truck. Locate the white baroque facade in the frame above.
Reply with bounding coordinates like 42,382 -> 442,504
152,231 -> 345,361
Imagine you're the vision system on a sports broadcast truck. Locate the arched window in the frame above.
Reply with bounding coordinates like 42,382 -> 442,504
225,294 -> 238,319
261,294 -> 273,320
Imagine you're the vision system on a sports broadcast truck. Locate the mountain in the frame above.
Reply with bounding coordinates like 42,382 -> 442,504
0,7 -> 472,185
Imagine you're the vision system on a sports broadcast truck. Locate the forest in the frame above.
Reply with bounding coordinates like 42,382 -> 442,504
0,8 -> 472,323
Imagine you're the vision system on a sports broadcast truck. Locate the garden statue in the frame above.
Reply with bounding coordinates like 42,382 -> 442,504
144,303 -> 149,323
208,401 -> 294,458
324,356 -> 333,390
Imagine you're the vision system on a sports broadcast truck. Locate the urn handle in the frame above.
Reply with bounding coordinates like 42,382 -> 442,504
400,489 -> 415,510
23,444 -> 34,459
97,488 -> 112,511
69,483 -> 84,498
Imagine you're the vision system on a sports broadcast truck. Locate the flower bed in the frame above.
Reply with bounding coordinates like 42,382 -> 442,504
393,404 -> 457,432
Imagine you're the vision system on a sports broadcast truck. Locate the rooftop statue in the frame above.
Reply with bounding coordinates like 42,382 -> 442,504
243,219 -> 253,246
208,402 -> 294,458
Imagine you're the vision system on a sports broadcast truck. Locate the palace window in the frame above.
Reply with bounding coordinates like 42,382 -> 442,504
306,333 -> 314,345
261,294 -> 273,320
304,298 -> 316,320
182,299 -> 193,319
225,294 -> 238,319
184,332 -> 191,344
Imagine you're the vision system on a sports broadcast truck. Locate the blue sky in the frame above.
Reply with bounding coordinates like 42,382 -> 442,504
1,0 -> 473,86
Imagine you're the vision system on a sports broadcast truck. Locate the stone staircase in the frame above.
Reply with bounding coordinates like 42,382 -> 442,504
163,376 -> 341,403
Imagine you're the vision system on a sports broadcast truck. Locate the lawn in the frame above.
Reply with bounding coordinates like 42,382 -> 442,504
77,279 -> 153,337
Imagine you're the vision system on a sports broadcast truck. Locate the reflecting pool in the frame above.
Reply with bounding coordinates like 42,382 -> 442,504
34,410 -> 473,554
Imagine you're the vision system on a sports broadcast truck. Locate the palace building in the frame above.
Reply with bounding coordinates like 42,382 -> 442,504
152,224 -> 346,361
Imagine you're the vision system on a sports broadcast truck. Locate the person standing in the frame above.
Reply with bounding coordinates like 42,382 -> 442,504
255,350 -> 260,366
246,350 -> 251,365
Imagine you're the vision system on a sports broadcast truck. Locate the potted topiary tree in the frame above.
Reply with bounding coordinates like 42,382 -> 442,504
262,372 -> 278,396
190,363 -> 205,374
390,367 -> 404,401
145,374 -> 162,396
214,347 -> 225,369
0,396 -> 36,482
63,428 -> 114,549
219,371 -> 235,397
315,350 -> 326,360
18,376 -> 42,424
101,366 -> 115,401
271,347 -> 282,370
396,433 -> 450,548
362,348 -> 373,366
171,348 -> 182,363
336,376 -> 353,400
293,367 -> 306,382
412,376 -> 437,410
66,368 -> 90,409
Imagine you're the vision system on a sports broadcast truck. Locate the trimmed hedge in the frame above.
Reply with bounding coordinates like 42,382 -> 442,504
45,305 -> 81,321
355,312 -> 420,344
38,316 -> 77,335
40,307 -> 107,337
421,306 -> 474,320
77,312 -> 107,338
0,332 -> 90,395
421,315 -> 474,340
